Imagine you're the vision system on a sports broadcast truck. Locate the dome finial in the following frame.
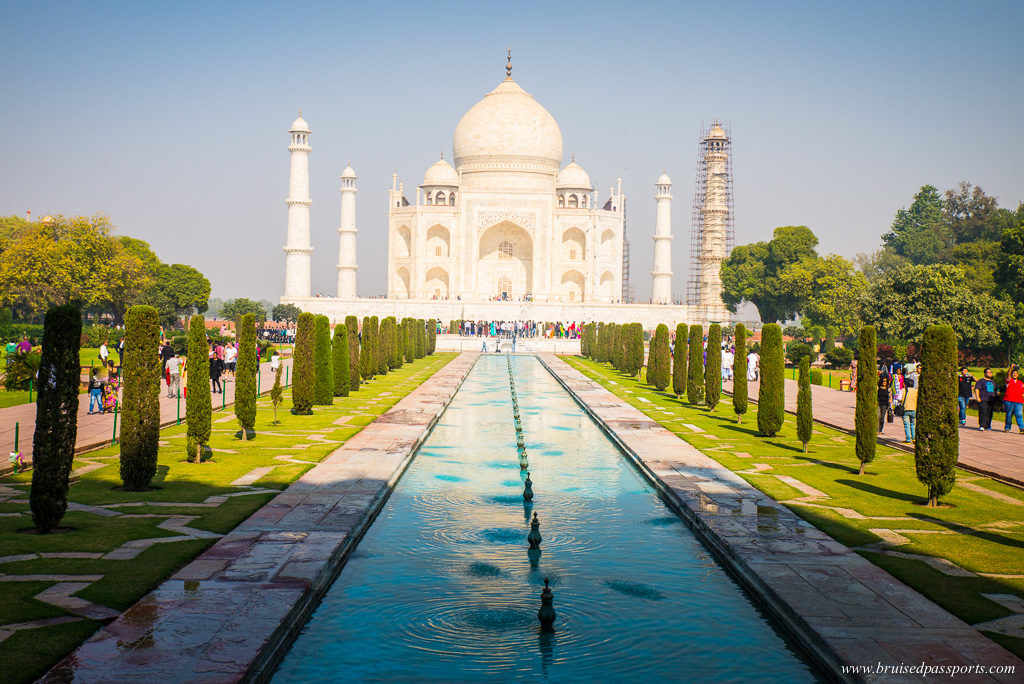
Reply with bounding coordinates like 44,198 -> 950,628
440,150 -> 444,160
506,46 -> 512,79
571,153 -> 575,163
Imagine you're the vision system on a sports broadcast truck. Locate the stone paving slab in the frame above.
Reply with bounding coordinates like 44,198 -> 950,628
539,354 -> 1023,683
43,352 -> 478,683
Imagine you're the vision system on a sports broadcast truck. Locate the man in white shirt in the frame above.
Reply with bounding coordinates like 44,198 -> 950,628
722,347 -> 734,380
747,351 -> 760,381
166,354 -> 181,398
224,343 -> 238,379
99,341 -> 109,364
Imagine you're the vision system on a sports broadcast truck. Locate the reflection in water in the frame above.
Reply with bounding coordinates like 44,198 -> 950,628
273,355 -> 818,682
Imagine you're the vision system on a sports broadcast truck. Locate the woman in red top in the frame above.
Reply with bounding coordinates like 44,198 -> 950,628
1004,367 -> 1024,433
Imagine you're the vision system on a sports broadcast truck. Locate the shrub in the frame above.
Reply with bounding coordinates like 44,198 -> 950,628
797,355 -> 813,452
855,325 -> 877,474
29,304 -> 82,533
373,315 -> 387,376
786,342 -> 815,367
332,323 -> 350,397
824,346 -> 854,369
392,317 -> 405,369
810,368 -> 823,386
186,315 -> 211,462
596,323 -> 606,362
757,323 -> 784,437
916,325 -> 958,507
651,324 -> 670,391
672,323 -> 687,398
345,315 -> 361,391
687,324 -> 704,405
120,305 -> 161,490
170,335 -> 188,355
427,318 -> 437,355
313,315 -> 334,405
381,317 -> 397,370
360,316 -> 374,380
3,348 -> 40,391
404,318 -> 415,363
235,313 -> 258,438
416,318 -> 426,358
733,323 -> 748,422
629,323 -> 643,376
705,323 -> 721,410
291,312 -> 315,415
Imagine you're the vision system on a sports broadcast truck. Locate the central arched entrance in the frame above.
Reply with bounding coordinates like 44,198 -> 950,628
478,222 -> 533,300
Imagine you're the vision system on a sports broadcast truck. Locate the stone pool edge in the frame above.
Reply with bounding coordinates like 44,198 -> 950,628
537,354 -> 1022,684
42,352 -> 479,683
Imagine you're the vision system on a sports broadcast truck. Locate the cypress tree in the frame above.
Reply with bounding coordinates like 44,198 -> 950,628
687,324 -> 704,405
797,355 -> 813,452
631,323 -> 644,376
645,326 -> 657,385
822,328 -> 835,354
345,315 -> 361,392
612,323 -> 624,371
120,305 -> 160,490
581,323 -> 590,357
672,323 -> 687,398
404,318 -> 415,363
706,323 -> 722,410
373,315 -> 387,376
332,323 -> 350,397
855,325 -> 877,474
29,304 -> 82,533
427,318 -> 437,354
186,315 -> 211,462
416,318 -> 426,358
733,323 -> 748,422
916,324 -> 958,506
360,316 -> 374,380
235,313 -> 258,439
291,312 -> 315,414
313,314 -> 334,405
757,323 -> 785,437
652,324 -> 670,391
393,317 -> 405,369
596,323 -> 606,362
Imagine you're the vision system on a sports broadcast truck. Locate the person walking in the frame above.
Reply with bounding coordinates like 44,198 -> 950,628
974,367 -> 997,431
117,336 -> 125,364
877,374 -> 891,434
210,350 -> 223,394
160,341 -> 175,374
958,367 -> 975,426
1003,367 -> 1024,433
87,368 -> 104,414
850,356 -> 858,392
900,378 -> 918,444
166,353 -> 181,398
99,340 -> 109,365
224,342 -> 237,381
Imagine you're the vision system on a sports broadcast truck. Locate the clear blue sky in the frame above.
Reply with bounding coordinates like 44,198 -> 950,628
2,1 -> 1021,302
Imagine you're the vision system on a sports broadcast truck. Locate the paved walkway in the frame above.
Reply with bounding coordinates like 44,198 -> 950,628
1,359 -> 293,476
725,377 -> 1024,487
42,352 -> 477,682
541,355 -> 1022,682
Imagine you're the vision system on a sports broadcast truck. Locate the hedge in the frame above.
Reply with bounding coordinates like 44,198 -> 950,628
186,315 -> 211,462
810,368 -> 823,386
120,305 -> 161,490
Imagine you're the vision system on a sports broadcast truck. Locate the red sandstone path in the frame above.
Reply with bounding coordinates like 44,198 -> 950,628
0,359 -> 293,477
725,377 -> 1024,487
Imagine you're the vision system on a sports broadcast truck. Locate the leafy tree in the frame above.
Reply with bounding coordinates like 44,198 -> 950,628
994,211 -> 1024,303
345,315 -> 361,391
313,315 -> 334,405
797,355 -> 812,452
29,304 -> 82,532
916,325 -> 958,506
950,240 -> 1000,294
120,305 -> 161,490
687,324 -> 704,405
291,312 -> 315,415
882,185 -> 952,265
234,313 -> 257,439
272,303 -> 303,323
779,254 -> 866,334
269,364 -> 284,424
757,323 -> 784,437
651,324 -> 670,391
221,298 -> 268,322
720,226 -> 819,323
824,346 -> 854,369
944,181 -> 1004,244
332,323 -> 350,397
855,248 -> 911,285
670,324 -> 687,397
733,323 -> 748,422
822,329 -> 835,354
186,315 -> 211,462
786,342 -> 815,367
146,263 -> 211,328
855,325 -> 877,475
361,316 -> 375,380
705,324 -> 721,410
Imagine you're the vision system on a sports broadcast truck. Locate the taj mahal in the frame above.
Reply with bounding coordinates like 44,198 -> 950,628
281,55 -> 733,328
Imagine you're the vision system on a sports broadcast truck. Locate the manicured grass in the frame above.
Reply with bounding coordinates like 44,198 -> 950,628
566,356 -> 1024,660
0,389 -> 31,409
0,352 -> 456,683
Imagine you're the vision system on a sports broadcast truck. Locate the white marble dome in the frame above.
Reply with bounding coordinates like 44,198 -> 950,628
657,171 -> 672,185
452,78 -> 563,169
557,161 -> 592,189
341,164 -> 357,179
290,114 -> 310,133
422,156 -> 458,186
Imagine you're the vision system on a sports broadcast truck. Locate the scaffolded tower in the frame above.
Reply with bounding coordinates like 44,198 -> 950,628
621,196 -> 631,302
689,120 -> 735,309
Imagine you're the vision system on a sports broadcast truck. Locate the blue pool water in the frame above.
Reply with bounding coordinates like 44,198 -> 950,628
273,355 -> 819,681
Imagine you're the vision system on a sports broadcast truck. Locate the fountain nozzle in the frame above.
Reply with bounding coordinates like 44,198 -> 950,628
538,578 -> 556,631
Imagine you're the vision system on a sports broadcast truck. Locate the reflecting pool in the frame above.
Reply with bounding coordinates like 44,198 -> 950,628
273,355 -> 819,681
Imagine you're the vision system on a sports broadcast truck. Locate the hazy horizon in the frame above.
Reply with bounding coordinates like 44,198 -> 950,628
2,1 -> 1022,304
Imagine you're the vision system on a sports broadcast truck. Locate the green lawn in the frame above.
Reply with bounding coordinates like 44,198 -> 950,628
0,352 -> 456,683
566,356 -> 1024,659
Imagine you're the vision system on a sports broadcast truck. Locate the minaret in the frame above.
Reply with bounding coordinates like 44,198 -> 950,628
283,112 -> 312,299
696,121 -> 731,309
336,164 -> 358,298
651,171 -> 673,304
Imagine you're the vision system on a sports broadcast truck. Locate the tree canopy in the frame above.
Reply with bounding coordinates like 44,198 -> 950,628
221,297 -> 268,322
272,303 -> 303,323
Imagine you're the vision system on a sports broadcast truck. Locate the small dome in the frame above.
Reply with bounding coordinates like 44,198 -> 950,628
707,121 -> 727,140
341,164 -> 357,179
290,114 -> 310,133
657,171 -> 672,185
557,161 -> 592,190
453,78 -> 563,169
422,156 -> 458,186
